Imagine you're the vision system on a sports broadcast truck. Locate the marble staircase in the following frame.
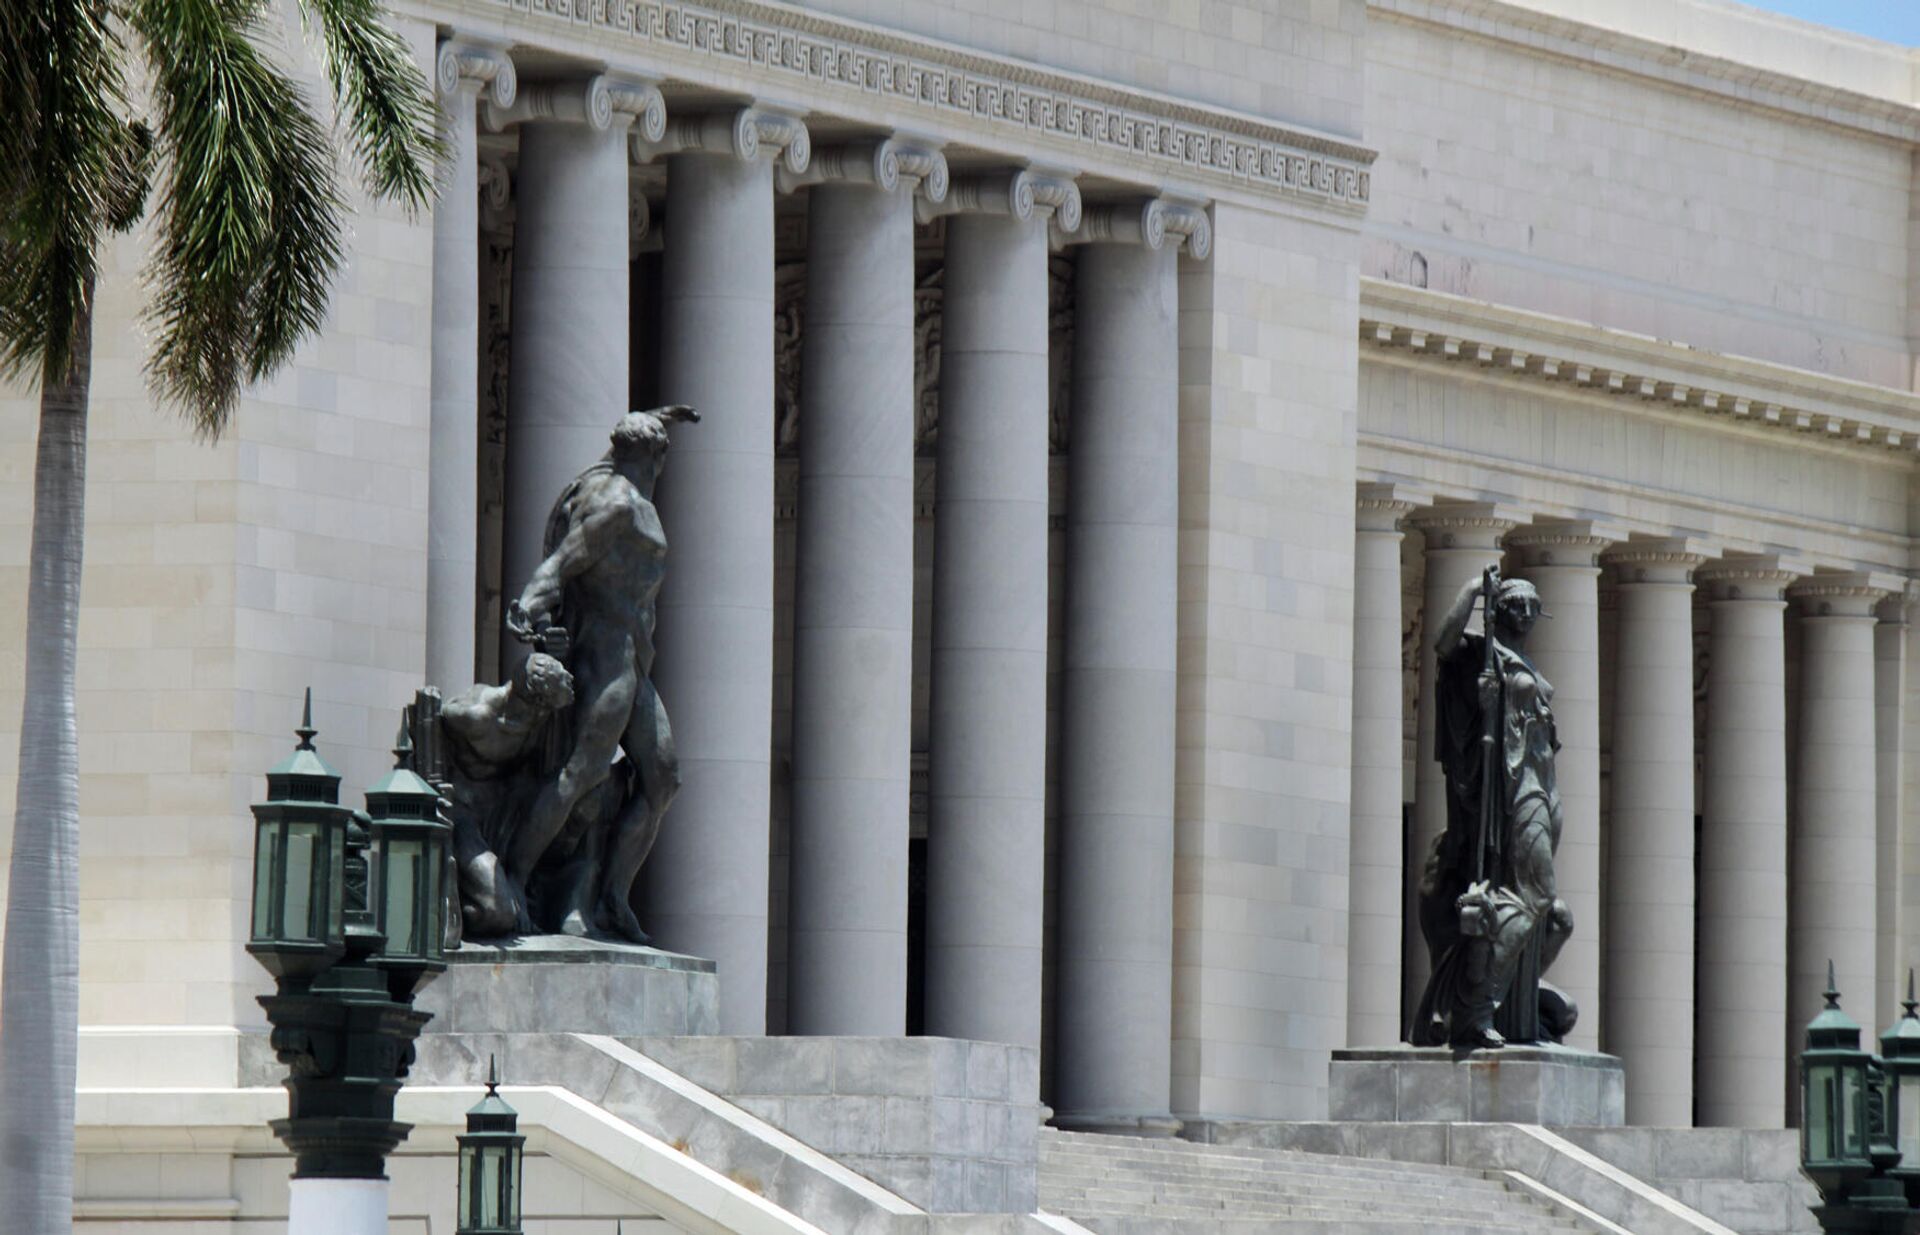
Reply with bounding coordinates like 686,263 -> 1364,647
1039,1129 -> 1612,1234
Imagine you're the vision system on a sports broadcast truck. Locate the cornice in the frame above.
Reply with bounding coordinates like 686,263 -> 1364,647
1368,0 -> 1920,144
1359,279 -> 1920,461
418,0 -> 1373,212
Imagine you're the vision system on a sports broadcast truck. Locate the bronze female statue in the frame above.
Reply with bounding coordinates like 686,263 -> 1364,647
1411,566 -> 1577,1048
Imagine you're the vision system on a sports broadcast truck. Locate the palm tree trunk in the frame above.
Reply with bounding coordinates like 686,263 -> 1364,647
0,278 -> 93,1235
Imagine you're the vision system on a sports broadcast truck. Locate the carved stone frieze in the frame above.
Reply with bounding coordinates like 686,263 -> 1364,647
474,0 -> 1373,209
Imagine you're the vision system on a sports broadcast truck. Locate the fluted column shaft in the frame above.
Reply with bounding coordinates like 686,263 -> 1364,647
646,119 -> 795,1034
1054,235 -> 1180,1125
1404,507 -> 1515,1018
1606,541 -> 1705,1127
1508,523 -> 1614,1054
1789,578 -> 1887,1051
787,172 -> 917,1036
428,41 -> 512,693
924,208 -> 1053,1050
1876,597 -> 1908,1032
501,90 -> 635,605
1695,562 -> 1793,1129
1347,488 -> 1418,1048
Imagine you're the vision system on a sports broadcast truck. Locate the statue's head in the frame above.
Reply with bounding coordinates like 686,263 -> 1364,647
514,652 -> 576,711
1491,578 -> 1546,636
610,405 -> 700,461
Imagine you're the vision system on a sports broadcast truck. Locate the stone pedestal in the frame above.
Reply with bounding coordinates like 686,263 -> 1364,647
1330,1046 -> 1625,1127
416,936 -> 719,1035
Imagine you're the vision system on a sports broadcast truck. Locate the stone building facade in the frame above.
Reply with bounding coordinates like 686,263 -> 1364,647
2,0 -> 1918,1227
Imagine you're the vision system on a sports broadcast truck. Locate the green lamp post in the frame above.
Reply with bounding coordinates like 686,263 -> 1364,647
1880,970 -> 1920,1207
457,1057 -> 526,1235
249,691 -> 449,1235
1799,961 -> 1915,1233
365,722 -> 452,996
246,692 -> 350,981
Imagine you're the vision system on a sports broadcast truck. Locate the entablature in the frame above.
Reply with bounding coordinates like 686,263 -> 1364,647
407,0 -> 1374,216
1359,278 -> 1920,460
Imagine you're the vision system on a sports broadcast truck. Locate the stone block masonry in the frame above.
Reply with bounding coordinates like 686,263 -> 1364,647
635,1035 -> 1042,1213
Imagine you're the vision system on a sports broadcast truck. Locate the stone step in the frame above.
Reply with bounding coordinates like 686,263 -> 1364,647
1040,1148 -> 1516,1196
1042,1130 -> 1503,1184
1044,1175 -> 1536,1213
1040,1183 -> 1577,1226
1068,1218 -> 1588,1235
1040,1153 -> 1514,1197
1037,1129 -> 1599,1234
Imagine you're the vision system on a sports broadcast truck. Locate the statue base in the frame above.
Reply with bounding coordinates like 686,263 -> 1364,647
1331,1045 -> 1624,1127
416,935 -> 719,1036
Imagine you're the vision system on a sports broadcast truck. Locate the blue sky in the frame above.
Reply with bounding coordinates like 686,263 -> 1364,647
1732,1 -> 1920,45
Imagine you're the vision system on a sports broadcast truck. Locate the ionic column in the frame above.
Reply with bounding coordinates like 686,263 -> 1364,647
1605,538 -> 1708,1127
641,108 -> 808,1034
1052,199 -> 1208,1129
922,170 -> 1080,1052
1789,575 -> 1891,1055
1347,484 -> 1424,1048
1876,595 -> 1908,1033
1403,504 -> 1519,1019
491,75 -> 665,606
1507,521 -> 1619,1054
427,39 -> 514,694
1695,558 -> 1796,1129
781,141 -> 947,1035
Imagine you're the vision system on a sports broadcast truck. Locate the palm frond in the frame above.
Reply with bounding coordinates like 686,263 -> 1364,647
298,0 -> 442,210
131,0 -> 345,437
0,0 -> 135,386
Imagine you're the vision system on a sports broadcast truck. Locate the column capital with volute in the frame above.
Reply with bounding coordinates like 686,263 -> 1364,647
1404,500 -> 1524,549
1602,535 -> 1713,585
1355,481 -> 1429,533
632,105 -> 810,173
1695,553 -> 1807,603
776,136 -> 949,205
436,37 -> 517,106
1787,571 -> 1901,618
1053,196 -> 1212,259
1506,519 -> 1628,570
915,166 -> 1081,229
484,73 -> 666,141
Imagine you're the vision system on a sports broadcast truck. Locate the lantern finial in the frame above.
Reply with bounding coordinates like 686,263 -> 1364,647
487,1053 -> 501,1095
1825,959 -> 1841,1010
1908,969 -> 1917,1020
296,687 -> 317,750
393,719 -> 414,769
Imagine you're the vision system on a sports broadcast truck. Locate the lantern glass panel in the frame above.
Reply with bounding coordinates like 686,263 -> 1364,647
1845,1064 -> 1868,1156
1809,1064 -> 1837,1160
386,838 -> 421,957
284,822 -> 321,942
327,825 -> 345,937
509,1146 -> 522,1225
251,822 -> 278,940
1900,1073 -> 1920,1164
479,1144 -> 504,1226
458,1144 -> 477,1229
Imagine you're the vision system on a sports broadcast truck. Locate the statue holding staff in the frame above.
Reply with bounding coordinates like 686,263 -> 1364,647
1411,565 -> 1577,1048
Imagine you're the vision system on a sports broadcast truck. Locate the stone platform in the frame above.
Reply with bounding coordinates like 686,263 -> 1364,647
415,934 -> 719,1035
1331,1044 -> 1625,1126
